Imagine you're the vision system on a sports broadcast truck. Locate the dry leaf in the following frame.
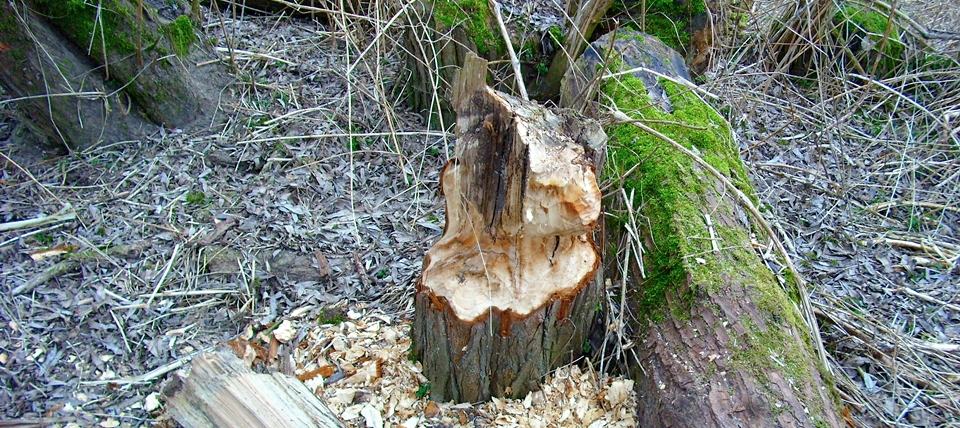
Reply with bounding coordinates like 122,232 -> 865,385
424,401 -> 441,418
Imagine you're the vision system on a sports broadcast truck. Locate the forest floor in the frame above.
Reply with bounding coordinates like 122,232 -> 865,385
1,0 -> 959,427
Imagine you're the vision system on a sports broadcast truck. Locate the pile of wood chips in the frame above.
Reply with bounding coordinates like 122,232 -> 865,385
290,309 -> 637,427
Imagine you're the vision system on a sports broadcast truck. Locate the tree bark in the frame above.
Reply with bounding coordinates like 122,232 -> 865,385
0,0 -> 229,150
412,53 -> 606,403
0,2 -> 153,149
401,0 -> 505,129
538,0 -> 613,101
567,32 -> 843,427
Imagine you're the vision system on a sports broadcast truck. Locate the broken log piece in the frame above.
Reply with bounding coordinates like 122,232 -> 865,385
163,345 -> 346,428
412,54 -> 606,403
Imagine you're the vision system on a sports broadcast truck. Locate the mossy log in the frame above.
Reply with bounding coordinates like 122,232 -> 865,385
538,0 -> 613,101
0,2 -> 152,149
0,0 -> 227,149
412,53 -> 606,403
565,32 -> 843,427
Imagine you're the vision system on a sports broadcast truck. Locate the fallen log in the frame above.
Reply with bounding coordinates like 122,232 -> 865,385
565,31 -> 843,427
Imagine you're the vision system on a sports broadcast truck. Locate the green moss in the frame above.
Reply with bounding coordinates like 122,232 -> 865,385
166,15 -> 196,57
833,6 -> 905,77
316,307 -> 347,325
547,25 -> 564,47
432,0 -> 503,57
185,191 -> 207,205
0,13 -> 28,62
618,0 -> 706,53
33,0 -> 136,58
599,39 -> 840,418
602,69 -> 754,318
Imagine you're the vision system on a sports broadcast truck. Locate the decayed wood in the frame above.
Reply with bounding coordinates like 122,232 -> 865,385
412,53 -> 606,403
163,345 -> 346,428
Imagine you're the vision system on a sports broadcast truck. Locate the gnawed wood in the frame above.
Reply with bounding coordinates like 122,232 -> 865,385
163,346 -> 346,428
413,52 -> 606,403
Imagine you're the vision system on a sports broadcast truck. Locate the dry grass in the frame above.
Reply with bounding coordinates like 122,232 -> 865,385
702,0 -> 960,425
2,0 -> 959,426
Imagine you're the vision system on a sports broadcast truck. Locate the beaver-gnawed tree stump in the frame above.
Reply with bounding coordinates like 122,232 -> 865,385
412,54 -> 606,403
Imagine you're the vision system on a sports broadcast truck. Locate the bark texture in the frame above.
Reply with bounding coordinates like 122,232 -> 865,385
412,53 -> 606,403
401,0 -> 504,129
0,0 -> 228,149
163,346 -> 346,428
567,32 -> 843,427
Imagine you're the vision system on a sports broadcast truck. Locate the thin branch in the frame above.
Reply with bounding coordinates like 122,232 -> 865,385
0,204 -> 76,232
488,0 -> 527,100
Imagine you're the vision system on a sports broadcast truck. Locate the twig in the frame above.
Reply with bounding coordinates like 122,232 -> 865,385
866,200 -> 960,215
885,287 -> 960,313
12,243 -> 148,295
11,259 -> 79,295
603,66 -> 719,100
81,347 -> 212,385
145,244 -> 183,308
488,0 -> 527,100
0,203 -> 76,232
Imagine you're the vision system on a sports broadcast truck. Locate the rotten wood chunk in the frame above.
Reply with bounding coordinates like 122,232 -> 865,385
413,53 -> 605,403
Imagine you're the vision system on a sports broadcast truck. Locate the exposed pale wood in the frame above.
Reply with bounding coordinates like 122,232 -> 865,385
163,346 -> 346,428
413,52 -> 606,403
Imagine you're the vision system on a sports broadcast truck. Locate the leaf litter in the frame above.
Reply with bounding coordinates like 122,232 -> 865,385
1,0 -> 959,427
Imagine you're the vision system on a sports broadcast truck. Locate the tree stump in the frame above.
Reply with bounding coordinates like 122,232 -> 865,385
412,53 -> 606,403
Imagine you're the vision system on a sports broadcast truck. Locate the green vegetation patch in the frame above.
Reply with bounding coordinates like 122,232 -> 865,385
34,0 -> 137,58
165,15 -> 197,57
833,5 -> 905,77
615,0 -> 707,53
601,49 -> 838,417
432,0 -> 503,57
603,71 -> 752,318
